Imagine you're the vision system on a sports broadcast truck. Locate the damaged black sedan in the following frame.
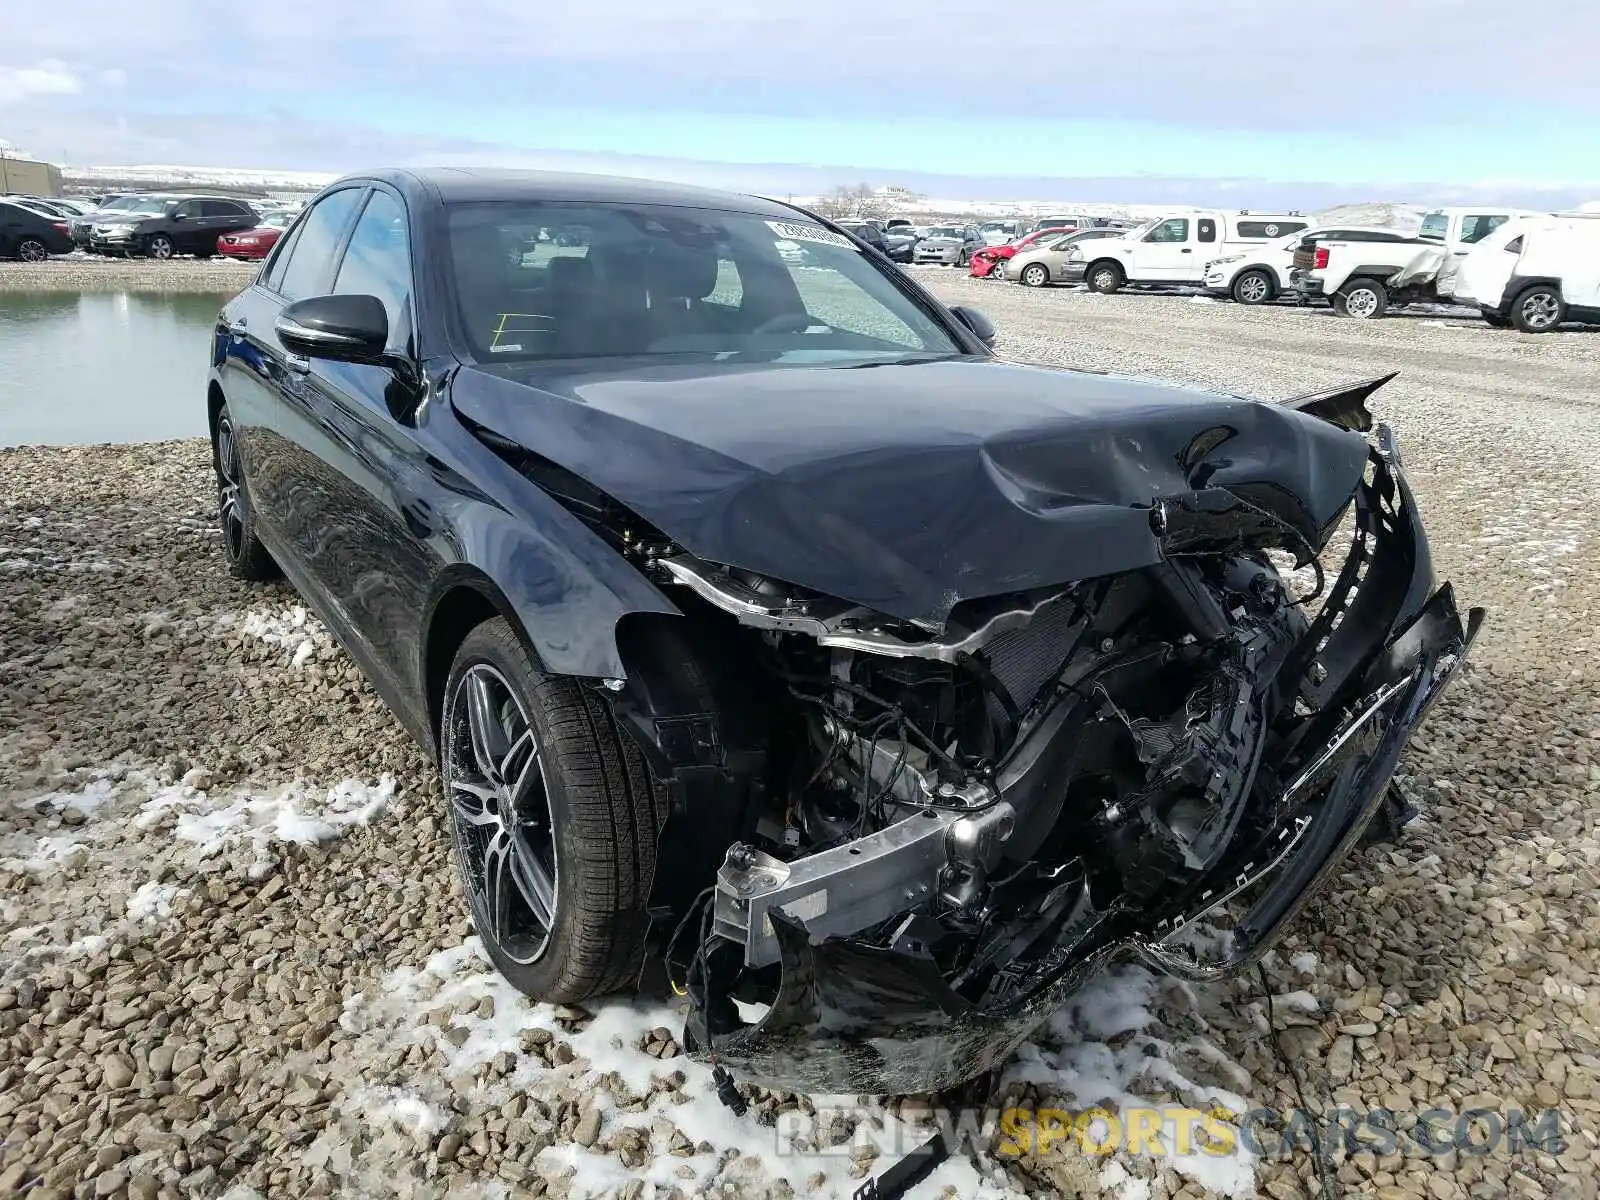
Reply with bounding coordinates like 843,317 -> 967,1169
207,169 -> 1482,1096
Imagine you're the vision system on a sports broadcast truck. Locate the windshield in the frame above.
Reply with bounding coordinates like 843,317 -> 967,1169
927,226 -> 961,238
123,198 -> 173,216
1419,213 -> 1449,241
447,201 -> 964,364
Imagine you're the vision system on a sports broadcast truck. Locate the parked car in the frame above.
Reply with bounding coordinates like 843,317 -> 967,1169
70,193 -> 148,248
912,223 -> 983,266
217,211 -> 296,261
1453,213 -> 1600,331
1029,215 -> 1091,233
882,225 -> 918,262
839,220 -> 889,255
1076,210 -> 1312,293
977,220 -> 1023,247
5,196 -> 78,220
207,167 -> 1476,1096
90,194 -> 261,258
0,199 -> 73,260
1202,226 -> 1416,304
970,226 -> 1099,279
1003,227 -> 1127,286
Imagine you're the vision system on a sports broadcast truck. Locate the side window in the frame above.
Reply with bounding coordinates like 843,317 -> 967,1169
261,222 -> 305,291
275,188 -> 365,302
1146,218 -> 1188,243
1236,219 -> 1305,238
332,190 -> 412,343
1459,214 -> 1508,245
1197,218 -> 1217,243
172,201 -> 200,220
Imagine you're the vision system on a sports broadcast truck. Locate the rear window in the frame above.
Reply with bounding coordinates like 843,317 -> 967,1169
1236,219 -> 1307,239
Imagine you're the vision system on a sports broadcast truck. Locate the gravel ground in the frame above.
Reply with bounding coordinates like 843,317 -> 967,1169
0,257 -> 257,294
2,277 -> 1598,1200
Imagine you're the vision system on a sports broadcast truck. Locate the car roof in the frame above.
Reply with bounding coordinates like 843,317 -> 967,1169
346,167 -> 803,219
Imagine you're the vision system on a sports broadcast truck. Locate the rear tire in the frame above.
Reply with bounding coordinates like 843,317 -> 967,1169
1510,285 -> 1564,333
1020,262 -> 1050,288
1087,261 -> 1124,294
212,406 -> 280,582
1334,279 -> 1387,319
1231,268 -> 1275,305
441,618 -> 668,1002
16,238 -> 49,262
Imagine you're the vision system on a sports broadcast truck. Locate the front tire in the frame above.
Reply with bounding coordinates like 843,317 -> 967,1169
16,238 -> 49,263
1087,261 -> 1124,294
1334,279 -> 1387,319
146,234 -> 175,260
1510,285 -> 1564,333
1020,262 -> 1050,288
212,406 -> 279,581
1231,268 -> 1275,305
441,618 -> 667,1002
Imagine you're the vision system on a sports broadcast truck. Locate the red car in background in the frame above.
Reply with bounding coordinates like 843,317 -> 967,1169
969,225 -> 1075,278
216,211 -> 293,260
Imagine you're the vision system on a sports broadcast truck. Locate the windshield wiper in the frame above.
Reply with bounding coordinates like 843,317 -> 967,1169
834,353 -> 969,369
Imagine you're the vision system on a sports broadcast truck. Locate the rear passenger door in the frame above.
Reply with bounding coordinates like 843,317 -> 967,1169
223,186 -> 366,557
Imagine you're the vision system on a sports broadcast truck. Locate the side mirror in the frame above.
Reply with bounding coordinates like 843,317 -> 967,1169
276,294 -> 390,364
171,211 -> 189,221
949,305 -> 996,348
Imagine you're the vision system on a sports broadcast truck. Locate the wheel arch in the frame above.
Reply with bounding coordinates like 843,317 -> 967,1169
1086,255 -> 1123,276
207,380 -> 226,435
1233,265 -> 1277,300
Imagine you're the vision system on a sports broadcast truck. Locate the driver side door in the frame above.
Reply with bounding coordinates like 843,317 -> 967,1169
1131,217 -> 1197,281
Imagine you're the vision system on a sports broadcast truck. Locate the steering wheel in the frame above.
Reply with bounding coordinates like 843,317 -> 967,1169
750,312 -> 819,335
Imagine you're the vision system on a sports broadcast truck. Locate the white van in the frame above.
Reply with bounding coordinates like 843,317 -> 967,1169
1454,214 -> 1600,331
1070,210 -> 1311,293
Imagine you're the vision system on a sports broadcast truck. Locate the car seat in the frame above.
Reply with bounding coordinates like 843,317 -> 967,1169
643,242 -> 722,347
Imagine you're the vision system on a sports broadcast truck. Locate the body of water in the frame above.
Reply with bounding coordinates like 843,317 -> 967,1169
0,291 -> 230,448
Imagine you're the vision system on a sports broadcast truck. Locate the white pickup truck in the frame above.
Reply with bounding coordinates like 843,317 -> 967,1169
1292,207 -> 1545,316
1070,209 -> 1310,293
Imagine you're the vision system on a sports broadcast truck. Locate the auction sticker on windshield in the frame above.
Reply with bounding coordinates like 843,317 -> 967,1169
766,221 -> 858,250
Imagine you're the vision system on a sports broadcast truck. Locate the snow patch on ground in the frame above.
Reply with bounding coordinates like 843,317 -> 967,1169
138,774 -> 395,878
328,942 -> 1259,1200
1,765 -> 397,981
232,604 -> 327,667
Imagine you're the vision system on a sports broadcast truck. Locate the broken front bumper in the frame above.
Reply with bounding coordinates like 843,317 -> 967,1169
688,429 -> 1484,1095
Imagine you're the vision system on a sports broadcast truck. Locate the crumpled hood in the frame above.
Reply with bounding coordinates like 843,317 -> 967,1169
451,357 -> 1370,625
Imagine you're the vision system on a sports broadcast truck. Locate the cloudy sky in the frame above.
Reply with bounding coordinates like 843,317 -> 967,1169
2,0 -> 1597,205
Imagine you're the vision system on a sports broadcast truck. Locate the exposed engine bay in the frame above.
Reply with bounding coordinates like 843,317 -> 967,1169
480,371 -> 1482,1095
669,549 -> 1300,1008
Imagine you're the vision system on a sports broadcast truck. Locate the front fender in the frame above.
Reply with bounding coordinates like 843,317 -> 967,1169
437,499 -> 681,680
